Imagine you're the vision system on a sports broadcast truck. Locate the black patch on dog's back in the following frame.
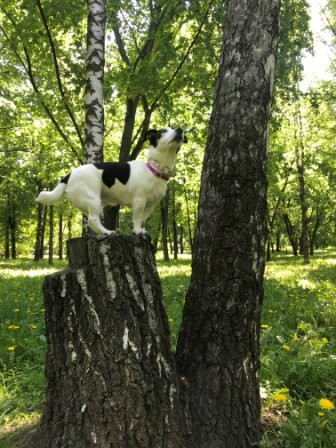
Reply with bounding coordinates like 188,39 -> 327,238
94,162 -> 131,188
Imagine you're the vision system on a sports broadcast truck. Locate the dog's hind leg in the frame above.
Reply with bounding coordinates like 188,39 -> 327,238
88,215 -> 113,235
86,202 -> 113,235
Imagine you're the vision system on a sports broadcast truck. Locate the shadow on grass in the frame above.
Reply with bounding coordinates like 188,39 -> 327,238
0,258 -> 67,272
0,419 -> 39,448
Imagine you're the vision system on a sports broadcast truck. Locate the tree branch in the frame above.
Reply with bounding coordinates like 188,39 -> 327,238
0,23 -> 29,73
129,95 -> 153,160
269,174 -> 289,229
111,18 -> 131,66
150,0 -> 215,110
23,47 -> 82,163
132,3 -> 169,73
36,0 -> 85,150
0,7 -> 82,163
321,6 -> 336,39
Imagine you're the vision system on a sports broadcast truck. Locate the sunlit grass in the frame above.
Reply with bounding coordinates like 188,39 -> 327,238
0,268 -> 62,278
261,249 -> 336,447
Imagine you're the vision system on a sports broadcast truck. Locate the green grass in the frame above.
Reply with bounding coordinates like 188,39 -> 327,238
260,251 -> 336,447
1,250 -> 336,446
0,259 -> 67,438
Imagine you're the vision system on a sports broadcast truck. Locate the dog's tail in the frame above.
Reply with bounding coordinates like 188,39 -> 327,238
36,182 -> 67,206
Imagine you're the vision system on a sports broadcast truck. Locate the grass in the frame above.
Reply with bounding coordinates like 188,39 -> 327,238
260,251 -> 336,447
0,250 -> 336,446
0,259 -> 66,446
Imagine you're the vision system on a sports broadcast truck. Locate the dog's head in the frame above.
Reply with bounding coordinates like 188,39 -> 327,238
144,127 -> 188,151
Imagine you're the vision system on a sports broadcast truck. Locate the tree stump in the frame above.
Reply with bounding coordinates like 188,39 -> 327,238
33,235 -> 188,448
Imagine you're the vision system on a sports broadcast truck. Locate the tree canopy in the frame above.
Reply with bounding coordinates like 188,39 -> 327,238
0,0 -> 335,259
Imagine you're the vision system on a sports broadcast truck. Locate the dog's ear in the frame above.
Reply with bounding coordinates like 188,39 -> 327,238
144,129 -> 157,141
144,129 -> 159,147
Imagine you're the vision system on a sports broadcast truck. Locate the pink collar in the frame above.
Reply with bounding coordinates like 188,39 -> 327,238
146,162 -> 170,181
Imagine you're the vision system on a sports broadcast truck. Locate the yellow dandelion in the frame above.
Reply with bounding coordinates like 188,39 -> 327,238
168,318 -> 174,322
29,324 -> 37,329
319,399 -> 335,410
273,392 -> 288,402
318,412 -> 325,417
282,344 -> 291,351
7,346 -> 16,352
8,325 -> 20,330
14,309 -> 20,313
292,335 -> 300,342
261,324 -> 269,329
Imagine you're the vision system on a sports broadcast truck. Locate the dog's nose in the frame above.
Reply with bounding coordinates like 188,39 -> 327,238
175,127 -> 187,144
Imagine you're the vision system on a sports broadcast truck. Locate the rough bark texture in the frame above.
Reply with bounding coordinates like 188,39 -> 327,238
175,0 -> 281,447
33,235 -> 188,448
84,0 -> 106,163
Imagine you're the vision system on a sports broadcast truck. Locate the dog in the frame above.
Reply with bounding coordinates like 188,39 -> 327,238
36,127 -> 187,235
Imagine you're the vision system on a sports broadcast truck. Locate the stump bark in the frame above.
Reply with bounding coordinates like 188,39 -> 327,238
33,235 -> 188,448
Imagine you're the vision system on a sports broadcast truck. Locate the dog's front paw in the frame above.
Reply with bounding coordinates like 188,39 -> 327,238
105,230 -> 117,235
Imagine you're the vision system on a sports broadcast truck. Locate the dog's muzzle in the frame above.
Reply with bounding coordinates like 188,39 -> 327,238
171,128 -> 188,144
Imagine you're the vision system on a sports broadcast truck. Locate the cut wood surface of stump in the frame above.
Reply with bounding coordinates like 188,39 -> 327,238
33,235 -> 187,448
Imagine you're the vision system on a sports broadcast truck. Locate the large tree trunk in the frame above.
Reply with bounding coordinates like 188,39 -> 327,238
175,0 -> 281,446
33,235 -> 188,447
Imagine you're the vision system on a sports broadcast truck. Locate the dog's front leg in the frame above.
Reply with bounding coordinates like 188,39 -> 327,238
142,202 -> 156,225
132,197 -> 147,235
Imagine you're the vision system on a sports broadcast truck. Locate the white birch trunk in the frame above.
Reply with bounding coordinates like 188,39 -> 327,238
85,0 -> 106,163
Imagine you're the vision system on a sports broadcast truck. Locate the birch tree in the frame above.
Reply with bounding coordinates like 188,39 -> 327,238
84,0 -> 106,163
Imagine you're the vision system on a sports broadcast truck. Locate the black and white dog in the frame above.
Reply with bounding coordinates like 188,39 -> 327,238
36,127 -> 187,235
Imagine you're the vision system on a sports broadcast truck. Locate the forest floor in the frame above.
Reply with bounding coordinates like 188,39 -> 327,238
0,249 -> 335,447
